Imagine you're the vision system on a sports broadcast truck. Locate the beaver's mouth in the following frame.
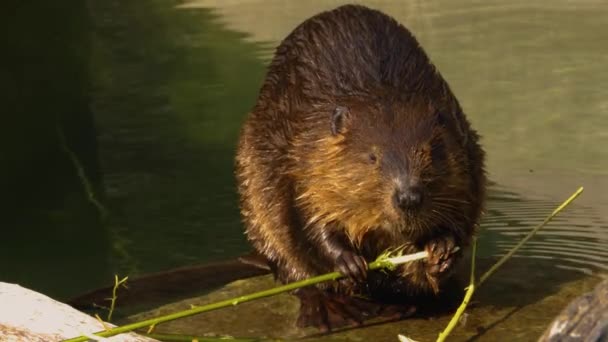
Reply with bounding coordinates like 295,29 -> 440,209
389,200 -> 431,219
381,205 -> 440,237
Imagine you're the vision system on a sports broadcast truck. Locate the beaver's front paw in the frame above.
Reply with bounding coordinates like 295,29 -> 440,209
335,250 -> 368,283
424,235 -> 459,278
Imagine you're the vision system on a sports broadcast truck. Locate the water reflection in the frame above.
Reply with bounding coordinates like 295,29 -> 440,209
1,0 -> 110,299
87,0 -> 270,279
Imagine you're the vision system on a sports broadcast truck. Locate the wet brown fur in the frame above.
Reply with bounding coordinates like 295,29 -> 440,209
235,4 -> 485,301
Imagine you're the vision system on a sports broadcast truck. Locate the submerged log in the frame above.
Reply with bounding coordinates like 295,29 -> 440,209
68,254 -> 270,312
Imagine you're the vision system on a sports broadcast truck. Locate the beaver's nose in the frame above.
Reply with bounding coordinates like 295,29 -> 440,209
394,186 -> 424,211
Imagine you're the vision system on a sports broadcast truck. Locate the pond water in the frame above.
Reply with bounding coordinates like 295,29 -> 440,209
2,0 -> 607,340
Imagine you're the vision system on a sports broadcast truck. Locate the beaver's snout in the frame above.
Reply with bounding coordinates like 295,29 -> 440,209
393,185 -> 424,212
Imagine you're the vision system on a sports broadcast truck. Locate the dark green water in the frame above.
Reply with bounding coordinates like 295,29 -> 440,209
1,2 -> 607,339
1,0 -> 109,298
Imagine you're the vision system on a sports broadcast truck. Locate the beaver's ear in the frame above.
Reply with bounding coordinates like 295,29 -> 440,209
330,106 -> 350,136
431,103 -> 468,145
429,103 -> 446,127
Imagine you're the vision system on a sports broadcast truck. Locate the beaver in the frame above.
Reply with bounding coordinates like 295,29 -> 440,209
235,4 -> 486,331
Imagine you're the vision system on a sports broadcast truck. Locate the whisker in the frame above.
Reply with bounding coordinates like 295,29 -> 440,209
433,208 -> 467,221
430,209 -> 460,228
432,203 -> 464,213
431,204 -> 468,223
432,197 -> 470,204
432,195 -> 471,202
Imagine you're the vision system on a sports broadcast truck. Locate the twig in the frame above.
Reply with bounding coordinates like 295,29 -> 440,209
62,249 -> 434,342
94,314 -> 111,331
106,275 -> 129,322
434,186 -> 584,342
478,186 -> 584,287
435,238 -> 477,342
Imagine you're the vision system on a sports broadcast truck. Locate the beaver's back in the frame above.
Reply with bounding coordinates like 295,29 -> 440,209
258,5 -> 441,106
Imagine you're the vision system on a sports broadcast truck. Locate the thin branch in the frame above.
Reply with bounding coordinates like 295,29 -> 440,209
62,248 -> 434,342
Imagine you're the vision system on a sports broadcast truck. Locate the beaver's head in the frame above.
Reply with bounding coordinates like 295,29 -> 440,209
291,97 -> 474,245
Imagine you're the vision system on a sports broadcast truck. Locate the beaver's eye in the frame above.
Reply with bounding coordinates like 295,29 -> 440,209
369,153 -> 378,164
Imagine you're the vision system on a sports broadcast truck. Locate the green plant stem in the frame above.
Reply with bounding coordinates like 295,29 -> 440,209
436,239 -> 476,342
107,275 -> 128,322
478,186 -> 584,287
62,250 -> 429,342
434,186 -> 584,342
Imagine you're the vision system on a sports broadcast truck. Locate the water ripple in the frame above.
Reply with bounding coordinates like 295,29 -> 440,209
480,186 -> 608,275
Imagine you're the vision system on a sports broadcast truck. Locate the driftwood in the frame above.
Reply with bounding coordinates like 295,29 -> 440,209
0,282 -> 157,342
538,278 -> 608,342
